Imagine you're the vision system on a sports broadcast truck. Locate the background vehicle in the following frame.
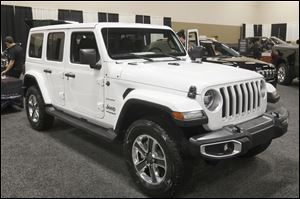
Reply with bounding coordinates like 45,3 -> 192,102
23,23 -> 288,197
270,36 -> 289,45
198,38 -> 277,87
238,36 -> 277,63
1,51 -> 24,112
1,50 -> 8,68
272,44 -> 299,85
181,30 -> 278,87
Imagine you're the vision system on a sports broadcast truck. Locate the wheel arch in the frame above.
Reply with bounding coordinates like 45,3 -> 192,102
23,72 -> 51,104
114,89 -> 205,140
114,99 -> 173,140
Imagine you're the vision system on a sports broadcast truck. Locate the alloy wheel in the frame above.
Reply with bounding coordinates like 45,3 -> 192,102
28,95 -> 40,123
278,66 -> 286,83
132,135 -> 167,185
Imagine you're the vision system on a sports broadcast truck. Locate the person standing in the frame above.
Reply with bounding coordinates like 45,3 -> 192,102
177,29 -> 186,47
251,39 -> 262,59
1,36 -> 24,78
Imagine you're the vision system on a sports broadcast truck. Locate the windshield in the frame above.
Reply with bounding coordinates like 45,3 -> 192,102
101,28 -> 186,60
200,41 -> 240,57
270,37 -> 288,45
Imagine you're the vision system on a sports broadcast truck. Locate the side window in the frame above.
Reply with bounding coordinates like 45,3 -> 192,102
70,32 -> 100,64
47,32 -> 65,62
29,33 -> 44,58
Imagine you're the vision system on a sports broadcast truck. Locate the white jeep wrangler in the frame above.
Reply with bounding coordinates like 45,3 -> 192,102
24,23 -> 288,197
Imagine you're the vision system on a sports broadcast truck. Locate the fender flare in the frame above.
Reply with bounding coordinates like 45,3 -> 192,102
266,82 -> 277,93
114,89 -> 204,132
23,71 -> 52,104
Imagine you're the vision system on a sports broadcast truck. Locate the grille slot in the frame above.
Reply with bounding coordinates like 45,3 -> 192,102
227,87 -> 233,116
256,81 -> 261,107
220,80 -> 262,119
220,88 -> 226,118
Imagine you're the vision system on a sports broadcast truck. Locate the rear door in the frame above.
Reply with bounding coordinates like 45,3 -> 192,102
44,31 -> 66,108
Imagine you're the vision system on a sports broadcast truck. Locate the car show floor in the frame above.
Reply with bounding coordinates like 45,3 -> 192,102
1,81 -> 299,198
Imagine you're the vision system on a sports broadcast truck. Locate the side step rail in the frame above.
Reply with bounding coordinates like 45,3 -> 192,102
46,107 -> 117,142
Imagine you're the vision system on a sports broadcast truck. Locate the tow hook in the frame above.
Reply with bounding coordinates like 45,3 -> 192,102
232,126 -> 242,134
271,112 -> 280,118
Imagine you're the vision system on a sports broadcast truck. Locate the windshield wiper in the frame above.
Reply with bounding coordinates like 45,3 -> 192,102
112,53 -> 154,62
153,52 -> 182,61
128,53 -> 154,62
113,52 -> 182,62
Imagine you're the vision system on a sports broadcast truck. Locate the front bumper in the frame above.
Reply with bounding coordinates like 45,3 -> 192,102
266,78 -> 277,88
188,104 -> 288,160
1,95 -> 24,111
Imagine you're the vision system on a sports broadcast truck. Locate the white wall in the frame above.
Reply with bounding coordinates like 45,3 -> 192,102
255,1 -> 299,24
2,1 -> 299,25
1,1 -> 299,27
242,2 -> 299,41
1,1 -> 258,26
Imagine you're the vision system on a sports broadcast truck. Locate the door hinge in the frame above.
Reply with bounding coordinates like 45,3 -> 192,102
59,92 -> 65,100
97,102 -> 104,112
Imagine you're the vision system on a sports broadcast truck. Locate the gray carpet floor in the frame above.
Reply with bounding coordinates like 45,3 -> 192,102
1,81 -> 299,198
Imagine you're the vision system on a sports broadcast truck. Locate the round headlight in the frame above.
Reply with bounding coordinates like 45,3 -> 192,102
204,89 -> 221,111
204,90 -> 215,109
260,80 -> 267,98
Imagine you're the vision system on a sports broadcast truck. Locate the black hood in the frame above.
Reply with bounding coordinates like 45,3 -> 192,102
203,56 -> 275,71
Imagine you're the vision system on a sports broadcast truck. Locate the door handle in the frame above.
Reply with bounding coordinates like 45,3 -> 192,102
43,69 -> 52,74
65,72 -> 76,78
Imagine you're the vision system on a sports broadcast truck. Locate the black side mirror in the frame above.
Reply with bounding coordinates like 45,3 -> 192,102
79,49 -> 102,70
188,46 -> 204,60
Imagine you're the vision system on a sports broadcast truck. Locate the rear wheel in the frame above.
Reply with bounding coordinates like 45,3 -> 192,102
25,86 -> 54,130
277,63 -> 294,85
124,118 -> 187,197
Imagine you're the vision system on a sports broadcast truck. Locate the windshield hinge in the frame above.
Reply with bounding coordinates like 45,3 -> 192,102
97,102 -> 104,112
97,78 -> 105,87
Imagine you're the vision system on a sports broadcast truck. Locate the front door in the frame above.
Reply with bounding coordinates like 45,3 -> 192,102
186,29 -> 200,49
64,30 -> 105,119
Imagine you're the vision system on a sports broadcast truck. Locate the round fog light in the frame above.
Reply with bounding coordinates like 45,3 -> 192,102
224,142 -> 234,153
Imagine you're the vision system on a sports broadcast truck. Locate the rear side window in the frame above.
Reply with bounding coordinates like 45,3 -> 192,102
29,33 -> 44,58
47,32 -> 65,62
70,32 -> 100,64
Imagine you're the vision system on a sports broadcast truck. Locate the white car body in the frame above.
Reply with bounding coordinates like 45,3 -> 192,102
25,23 -> 273,131
23,22 -> 289,197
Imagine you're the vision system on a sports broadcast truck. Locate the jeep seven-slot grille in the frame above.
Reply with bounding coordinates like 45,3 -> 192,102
220,80 -> 261,118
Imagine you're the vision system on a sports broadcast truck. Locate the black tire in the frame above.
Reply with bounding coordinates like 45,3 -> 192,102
123,117 -> 188,197
277,63 -> 294,85
25,86 -> 54,131
241,141 -> 272,158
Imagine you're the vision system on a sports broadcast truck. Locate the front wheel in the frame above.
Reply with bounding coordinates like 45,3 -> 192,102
277,63 -> 294,85
123,118 -> 186,197
25,86 -> 54,131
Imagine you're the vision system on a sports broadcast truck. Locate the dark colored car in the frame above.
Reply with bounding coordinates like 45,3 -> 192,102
269,36 -> 289,45
238,36 -> 280,63
1,51 -> 24,112
199,39 -> 277,87
272,44 -> 299,85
